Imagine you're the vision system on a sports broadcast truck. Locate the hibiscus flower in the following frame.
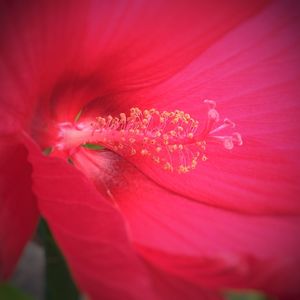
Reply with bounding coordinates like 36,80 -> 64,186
1,0 -> 300,299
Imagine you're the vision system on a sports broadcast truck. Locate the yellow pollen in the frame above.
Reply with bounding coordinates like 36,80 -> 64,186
178,165 -> 189,174
164,162 -> 173,171
171,118 -> 179,124
120,113 -> 126,120
115,108 -> 207,173
57,101 -> 242,175
191,159 -> 198,169
153,156 -> 160,163
141,149 -> 149,156
71,105 -> 223,175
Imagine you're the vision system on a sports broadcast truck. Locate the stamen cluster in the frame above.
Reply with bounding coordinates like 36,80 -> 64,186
92,108 -> 206,173
55,100 -> 242,174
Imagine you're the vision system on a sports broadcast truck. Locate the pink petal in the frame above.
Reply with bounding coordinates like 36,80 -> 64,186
120,0 -> 300,214
0,0 -> 267,134
145,262 -> 223,300
0,137 -> 39,279
67,147 -> 227,299
105,155 -> 300,299
20,134 -> 160,300
138,247 -> 300,300
69,147 -> 300,298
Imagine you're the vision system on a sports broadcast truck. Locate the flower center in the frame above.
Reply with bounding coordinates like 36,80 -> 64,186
52,100 -> 242,174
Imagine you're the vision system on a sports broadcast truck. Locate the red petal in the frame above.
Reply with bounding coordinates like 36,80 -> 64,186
0,0 -> 267,133
138,247 -> 300,300
122,0 -> 300,214
21,134 -> 160,300
0,137 -> 39,279
144,262 -> 223,300
106,157 -> 300,299
68,147 -> 227,299
69,148 -> 300,298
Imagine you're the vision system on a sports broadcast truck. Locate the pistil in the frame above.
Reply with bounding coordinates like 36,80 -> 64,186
53,100 -> 242,174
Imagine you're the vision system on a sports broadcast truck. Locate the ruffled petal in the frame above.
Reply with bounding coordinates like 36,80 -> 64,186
20,134 -> 160,300
120,0 -> 300,215
0,137 -> 39,280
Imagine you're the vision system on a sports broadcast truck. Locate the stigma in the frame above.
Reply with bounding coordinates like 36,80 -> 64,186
54,100 -> 242,174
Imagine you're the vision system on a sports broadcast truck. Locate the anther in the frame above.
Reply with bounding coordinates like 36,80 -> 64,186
141,149 -> 149,156
164,162 -> 173,171
55,101 -> 242,174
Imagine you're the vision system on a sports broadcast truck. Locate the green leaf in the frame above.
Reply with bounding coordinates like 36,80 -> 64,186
74,110 -> 83,123
38,219 -> 80,300
42,147 -> 53,156
81,143 -> 105,150
225,290 -> 268,300
0,283 -> 33,300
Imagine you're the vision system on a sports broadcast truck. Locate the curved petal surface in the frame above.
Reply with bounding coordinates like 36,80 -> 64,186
70,148 -> 300,299
112,154 -> 300,299
0,137 -> 39,280
21,134 -> 161,300
120,0 -> 300,215
0,0 -> 267,135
